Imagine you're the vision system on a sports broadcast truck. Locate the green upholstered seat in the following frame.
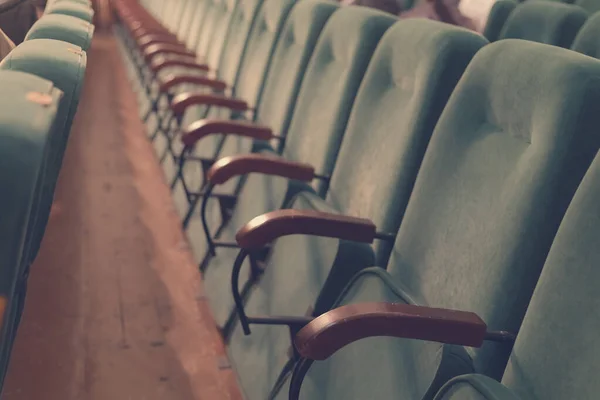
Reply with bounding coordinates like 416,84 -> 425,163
498,1 -> 587,47
482,0 -> 517,41
0,70 -> 62,389
145,0 -> 265,155
225,18 -> 486,400
44,1 -> 95,23
573,0 -> 600,13
200,3 -> 394,332
290,39 -> 600,400
434,148 -> 600,400
172,0 -> 339,240
571,11 -> 600,56
166,0 -> 297,217
25,14 -> 95,51
0,39 -> 88,268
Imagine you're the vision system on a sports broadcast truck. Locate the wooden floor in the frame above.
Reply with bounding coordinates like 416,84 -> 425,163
1,34 -> 241,400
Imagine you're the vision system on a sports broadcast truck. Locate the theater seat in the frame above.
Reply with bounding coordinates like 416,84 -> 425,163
573,0 -> 600,13
434,144 -> 600,400
482,0 -> 517,41
571,11 -> 600,55
0,39 -> 88,268
44,0 -> 95,22
168,0 -> 340,232
198,5 -> 398,333
0,70 -> 63,387
281,39 -> 600,399
223,18 -> 486,400
25,13 -> 95,50
497,1 -> 587,47
149,0 -> 294,154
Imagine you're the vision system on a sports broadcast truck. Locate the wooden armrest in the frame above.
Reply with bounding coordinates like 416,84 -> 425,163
295,302 -> 487,361
181,120 -> 273,146
144,44 -> 195,61
236,210 -> 377,249
159,74 -> 227,93
150,57 -> 210,73
207,154 -> 314,185
137,35 -> 184,50
171,93 -> 249,117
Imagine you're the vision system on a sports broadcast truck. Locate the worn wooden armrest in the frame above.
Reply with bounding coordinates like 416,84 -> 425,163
159,74 -> 227,93
132,26 -> 171,39
150,57 -> 210,73
137,34 -> 184,50
295,302 -> 487,361
207,154 -> 314,185
236,210 -> 377,249
181,120 -> 273,146
171,93 -> 250,117
144,44 -> 195,62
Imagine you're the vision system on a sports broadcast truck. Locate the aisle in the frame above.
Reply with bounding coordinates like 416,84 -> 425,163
2,34 -> 240,400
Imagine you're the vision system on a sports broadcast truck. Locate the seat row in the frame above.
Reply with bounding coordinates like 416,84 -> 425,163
0,0 -> 94,391
113,0 -> 600,399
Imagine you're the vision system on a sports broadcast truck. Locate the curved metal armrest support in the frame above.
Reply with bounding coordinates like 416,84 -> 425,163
295,302 -> 488,361
151,57 -> 210,74
144,44 -> 195,62
159,74 -> 227,93
236,210 -> 377,250
207,154 -> 314,186
171,93 -> 250,117
182,120 -> 273,147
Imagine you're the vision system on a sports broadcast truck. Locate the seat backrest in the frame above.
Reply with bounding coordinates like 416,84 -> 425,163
386,39 -> 600,380
164,0 -> 189,32
571,11 -> 600,56
434,149 -> 600,400
204,0 -> 239,71
321,18 -> 486,265
184,0 -> 212,50
279,5 -> 397,194
0,70 -> 62,391
498,1 -> 587,47
573,0 -> 600,13
0,39 -> 87,269
230,0 -> 297,107
25,14 -> 95,51
214,0 -> 264,85
255,0 -> 340,141
175,0 -> 201,41
482,0 -> 517,41
497,150 -> 600,399
193,0 -> 223,61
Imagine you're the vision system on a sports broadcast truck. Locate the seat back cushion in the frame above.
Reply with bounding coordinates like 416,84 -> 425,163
387,39 -> 600,379
498,1 -> 587,48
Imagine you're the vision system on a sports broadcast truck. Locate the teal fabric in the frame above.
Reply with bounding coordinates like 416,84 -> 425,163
573,0 -> 600,13
200,0 -> 351,329
203,0 -> 239,73
230,0 -> 297,106
498,151 -> 600,399
384,37 -> 600,380
434,375 -> 517,400
292,38 -> 600,400
571,11 -> 600,56
0,70 -> 62,389
227,18 -> 486,400
483,0 -> 517,41
498,1 -> 587,47
25,14 -> 95,51
0,39 -> 88,267
435,132 -> 600,400
44,2 -> 95,22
